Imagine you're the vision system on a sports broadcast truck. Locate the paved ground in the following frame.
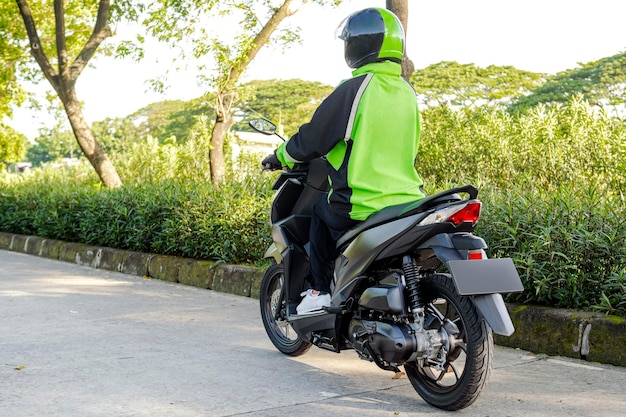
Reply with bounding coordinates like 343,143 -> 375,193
1,249 -> 625,417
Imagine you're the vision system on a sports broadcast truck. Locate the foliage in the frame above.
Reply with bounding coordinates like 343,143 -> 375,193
0,124 -> 28,167
0,166 -> 274,265
235,79 -> 334,136
25,127 -> 78,166
127,97 -> 216,144
478,184 -> 626,315
112,114 -> 215,185
509,50 -> 626,113
418,96 -> 626,192
91,117 -> 142,155
410,61 -> 545,108
0,2 -> 27,117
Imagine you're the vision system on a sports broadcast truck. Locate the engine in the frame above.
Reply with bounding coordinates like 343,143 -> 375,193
348,283 -> 449,369
349,318 -> 420,365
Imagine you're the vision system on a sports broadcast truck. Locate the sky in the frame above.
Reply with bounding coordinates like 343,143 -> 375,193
8,0 -> 626,140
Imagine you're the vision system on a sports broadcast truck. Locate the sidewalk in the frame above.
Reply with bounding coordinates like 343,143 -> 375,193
1,231 -> 624,367
3,250 -> 625,417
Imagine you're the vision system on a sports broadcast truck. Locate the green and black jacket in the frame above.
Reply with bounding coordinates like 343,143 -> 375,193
276,60 -> 425,221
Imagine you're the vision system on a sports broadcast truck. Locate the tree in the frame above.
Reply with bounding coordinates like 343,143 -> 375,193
235,79 -> 333,135
509,50 -> 626,113
128,97 -> 216,144
0,2 -> 27,118
0,124 -> 28,168
12,0 -> 122,188
386,0 -> 414,82
25,127 -> 75,166
142,0 -> 342,185
410,61 -> 545,108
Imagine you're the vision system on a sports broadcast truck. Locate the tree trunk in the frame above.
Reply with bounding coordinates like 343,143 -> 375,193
386,0 -> 415,82
61,88 -> 122,188
210,91 -> 236,186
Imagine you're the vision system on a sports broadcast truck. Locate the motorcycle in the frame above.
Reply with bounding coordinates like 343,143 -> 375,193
250,118 -> 524,411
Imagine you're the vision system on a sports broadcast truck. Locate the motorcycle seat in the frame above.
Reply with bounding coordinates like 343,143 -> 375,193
336,185 -> 478,249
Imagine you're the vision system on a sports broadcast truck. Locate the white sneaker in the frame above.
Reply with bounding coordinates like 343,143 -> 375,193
296,289 -> 331,315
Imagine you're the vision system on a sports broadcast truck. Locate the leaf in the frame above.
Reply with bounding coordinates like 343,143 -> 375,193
392,371 -> 405,380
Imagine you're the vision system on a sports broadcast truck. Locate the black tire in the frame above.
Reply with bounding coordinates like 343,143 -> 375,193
404,273 -> 493,411
259,263 -> 311,356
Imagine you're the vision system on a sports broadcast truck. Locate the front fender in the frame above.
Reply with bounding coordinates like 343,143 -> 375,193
264,243 -> 282,264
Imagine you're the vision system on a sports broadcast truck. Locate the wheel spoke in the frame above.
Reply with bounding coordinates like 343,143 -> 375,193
448,361 -> 461,381
435,369 -> 446,382
428,303 -> 446,321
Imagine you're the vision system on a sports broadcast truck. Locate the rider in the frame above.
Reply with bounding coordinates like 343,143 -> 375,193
262,7 -> 425,314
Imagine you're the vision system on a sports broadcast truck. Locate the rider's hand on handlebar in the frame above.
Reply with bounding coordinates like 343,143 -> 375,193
261,152 -> 282,171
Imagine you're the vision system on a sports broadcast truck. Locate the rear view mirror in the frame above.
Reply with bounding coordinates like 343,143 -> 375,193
249,118 -> 277,135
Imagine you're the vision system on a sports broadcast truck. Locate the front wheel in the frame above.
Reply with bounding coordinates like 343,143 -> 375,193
259,263 -> 311,356
405,273 -> 493,411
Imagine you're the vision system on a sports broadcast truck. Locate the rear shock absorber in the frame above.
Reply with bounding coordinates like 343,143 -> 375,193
402,255 -> 425,330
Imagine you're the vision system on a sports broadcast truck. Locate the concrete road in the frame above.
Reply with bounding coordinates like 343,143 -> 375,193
1,250 -> 625,417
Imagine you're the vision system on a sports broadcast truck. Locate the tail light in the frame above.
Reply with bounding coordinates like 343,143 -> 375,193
446,201 -> 481,226
418,201 -> 482,227
467,249 -> 486,260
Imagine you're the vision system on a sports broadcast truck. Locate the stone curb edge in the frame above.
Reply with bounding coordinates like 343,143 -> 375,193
1,232 -> 624,367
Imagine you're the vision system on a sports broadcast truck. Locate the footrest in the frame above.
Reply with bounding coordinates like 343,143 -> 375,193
323,305 -> 343,314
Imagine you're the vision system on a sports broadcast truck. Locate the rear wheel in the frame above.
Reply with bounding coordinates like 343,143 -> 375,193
405,273 -> 493,411
259,263 -> 311,356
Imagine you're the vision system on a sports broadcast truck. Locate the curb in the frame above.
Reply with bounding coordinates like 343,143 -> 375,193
0,232 -> 264,299
1,232 -> 624,367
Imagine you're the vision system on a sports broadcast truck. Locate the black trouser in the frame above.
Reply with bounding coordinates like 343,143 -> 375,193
309,195 -> 361,294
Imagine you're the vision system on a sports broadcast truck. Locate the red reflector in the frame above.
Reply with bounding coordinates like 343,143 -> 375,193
468,251 -> 483,260
447,202 -> 482,226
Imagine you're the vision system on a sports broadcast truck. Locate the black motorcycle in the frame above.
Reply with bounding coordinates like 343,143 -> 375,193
251,118 -> 523,411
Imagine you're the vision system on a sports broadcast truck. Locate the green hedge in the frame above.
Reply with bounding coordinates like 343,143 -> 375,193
478,184 -> 626,315
1,173 -> 624,316
0,173 -> 274,265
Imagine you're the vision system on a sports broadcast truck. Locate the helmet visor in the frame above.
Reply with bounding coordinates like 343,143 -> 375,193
334,15 -> 351,40
335,9 -> 386,40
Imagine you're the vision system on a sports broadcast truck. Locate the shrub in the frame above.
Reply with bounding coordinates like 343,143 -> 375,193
419,97 -> 626,192
0,169 -> 274,265
478,182 -> 626,315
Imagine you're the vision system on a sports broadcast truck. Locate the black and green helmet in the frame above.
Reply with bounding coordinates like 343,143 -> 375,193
335,7 -> 405,69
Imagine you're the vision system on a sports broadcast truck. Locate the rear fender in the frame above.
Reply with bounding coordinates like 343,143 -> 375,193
420,233 -> 523,296
419,233 -> 487,263
419,233 -> 523,336
473,293 -> 516,336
